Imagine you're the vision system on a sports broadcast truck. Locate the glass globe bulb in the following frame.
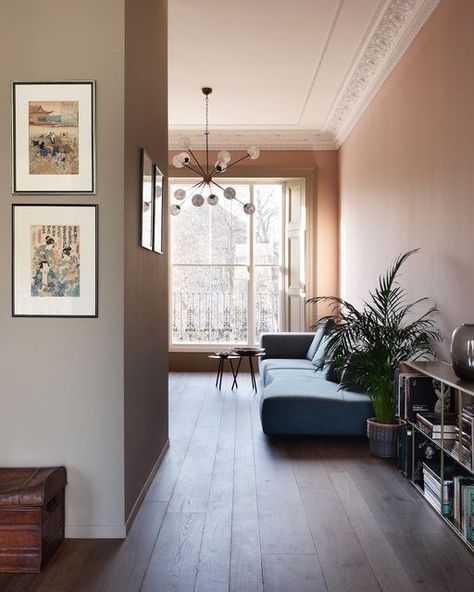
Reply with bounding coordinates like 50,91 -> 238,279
178,152 -> 190,164
243,203 -> 255,215
214,160 -> 227,173
172,155 -> 184,168
191,193 -> 204,207
179,136 -> 192,149
223,187 -> 236,200
207,194 -> 219,206
174,188 -> 186,201
170,204 -> 181,216
217,150 -> 231,164
247,146 -> 260,160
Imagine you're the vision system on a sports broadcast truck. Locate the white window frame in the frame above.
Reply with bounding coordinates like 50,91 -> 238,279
169,177 -> 289,352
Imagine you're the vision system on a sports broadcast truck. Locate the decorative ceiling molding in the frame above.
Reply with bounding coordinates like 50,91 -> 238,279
169,130 -> 337,151
330,0 -> 440,147
168,0 -> 439,152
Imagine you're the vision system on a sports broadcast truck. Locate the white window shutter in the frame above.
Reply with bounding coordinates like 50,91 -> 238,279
284,180 -> 306,332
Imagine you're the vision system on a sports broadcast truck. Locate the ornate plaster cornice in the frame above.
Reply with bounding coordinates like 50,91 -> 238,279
168,129 -> 337,151
168,0 -> 439,152
330,0 -> 440,147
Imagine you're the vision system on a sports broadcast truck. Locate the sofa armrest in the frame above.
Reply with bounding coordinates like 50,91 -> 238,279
260,332 -> 315,360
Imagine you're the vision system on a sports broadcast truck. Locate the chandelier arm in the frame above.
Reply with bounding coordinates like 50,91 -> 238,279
219,154 -> 250,172
180,180 -> 206,205
189,179 -> 207,191
210,180 -> 225,191
184,163 -> 204,176
188,148 -> 206,175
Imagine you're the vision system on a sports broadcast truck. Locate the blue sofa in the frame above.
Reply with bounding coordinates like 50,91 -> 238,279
259,332 -> 373,436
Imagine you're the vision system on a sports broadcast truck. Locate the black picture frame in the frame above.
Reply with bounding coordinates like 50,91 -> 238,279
153,164 -> 164,254
11,80 -> 97,195
140,148 -> 154,250
12,204 -> 99,318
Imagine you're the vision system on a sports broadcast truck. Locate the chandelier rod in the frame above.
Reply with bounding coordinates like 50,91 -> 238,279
180,180 -> 207,206
205,92 -> 209,174
183,162 -> 203,176
170,87 -> 260,217
209,152 -> 251,180
210,179 -> 225,191
223,153 -> 250,171
187,148 -> 206,176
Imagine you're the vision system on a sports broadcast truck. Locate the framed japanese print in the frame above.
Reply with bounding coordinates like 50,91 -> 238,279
141,149 -> 153,250
12,81 -> 96,194
153,164 -> 164,254
12,204 -> 98,317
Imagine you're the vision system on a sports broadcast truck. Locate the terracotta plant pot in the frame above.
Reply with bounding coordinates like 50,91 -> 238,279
366,418 -> 406,458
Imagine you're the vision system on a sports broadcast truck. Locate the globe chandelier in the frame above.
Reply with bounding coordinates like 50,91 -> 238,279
170,87 -> 260,216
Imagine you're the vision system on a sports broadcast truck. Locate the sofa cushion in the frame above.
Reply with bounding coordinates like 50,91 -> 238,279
259,373 -> 372,436
311,334 -> 330,368
305,326 -> 325,361
264,367 -> 327,386
311,333 -> 340,383
260,333 -> 315,360
260,358 -> 315,385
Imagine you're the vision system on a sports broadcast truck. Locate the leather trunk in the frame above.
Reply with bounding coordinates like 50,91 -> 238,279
0,467 -> 67,573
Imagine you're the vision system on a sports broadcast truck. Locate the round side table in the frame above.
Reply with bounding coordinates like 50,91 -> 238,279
208,353 -> 240,390
232,350 -> 265,391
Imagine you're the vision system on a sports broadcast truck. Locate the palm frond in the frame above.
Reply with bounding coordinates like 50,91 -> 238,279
307,249 -> 440,424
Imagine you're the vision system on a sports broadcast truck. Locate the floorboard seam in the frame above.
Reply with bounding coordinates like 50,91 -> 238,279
228,386 -> 238,592
192,384 -> 227,591
328,471 -> 386,592
138,375 -> 211,592
249,382 -> 266,591
289,445 -> 330,592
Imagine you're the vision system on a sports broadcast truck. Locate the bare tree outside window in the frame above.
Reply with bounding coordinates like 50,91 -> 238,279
170,181 -> 283,346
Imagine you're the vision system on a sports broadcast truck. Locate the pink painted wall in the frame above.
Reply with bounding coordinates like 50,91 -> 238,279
339,0 -> 474,358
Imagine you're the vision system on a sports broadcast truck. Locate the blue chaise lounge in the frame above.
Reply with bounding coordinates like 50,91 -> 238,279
259,329 -> 373,436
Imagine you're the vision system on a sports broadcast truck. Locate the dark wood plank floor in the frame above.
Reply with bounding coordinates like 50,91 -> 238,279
2,372 -> 474,591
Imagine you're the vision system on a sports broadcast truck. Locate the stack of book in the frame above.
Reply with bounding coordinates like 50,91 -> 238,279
422,462 -> 453,516
452,406 -> 474,469
453,476 -> 474,541
416,412 -> 457,440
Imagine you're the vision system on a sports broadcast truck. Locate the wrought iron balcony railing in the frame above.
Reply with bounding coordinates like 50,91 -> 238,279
172,290 -> 280,344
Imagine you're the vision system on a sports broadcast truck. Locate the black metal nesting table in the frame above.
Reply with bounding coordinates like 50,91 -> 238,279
208,353 -> 240,390
233,351 -> 265,391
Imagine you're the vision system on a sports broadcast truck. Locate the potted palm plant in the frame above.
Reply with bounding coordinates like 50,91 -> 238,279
308,249 -> 441,458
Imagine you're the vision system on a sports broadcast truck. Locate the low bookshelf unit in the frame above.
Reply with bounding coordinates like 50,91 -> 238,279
398,361 -> 474,552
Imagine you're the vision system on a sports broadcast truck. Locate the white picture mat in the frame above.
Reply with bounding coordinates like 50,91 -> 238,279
154,170 -> 163,253
14,206 -> 97,316
13,82 -> 94,193
141,152 -> 154,249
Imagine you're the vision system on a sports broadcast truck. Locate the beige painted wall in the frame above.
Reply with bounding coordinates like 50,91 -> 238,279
124,0 -> 168,522
0,1 -> 125,537
339,0 -> 474,358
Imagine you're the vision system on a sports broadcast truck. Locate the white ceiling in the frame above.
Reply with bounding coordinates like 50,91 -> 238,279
168,0 -> 439,150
